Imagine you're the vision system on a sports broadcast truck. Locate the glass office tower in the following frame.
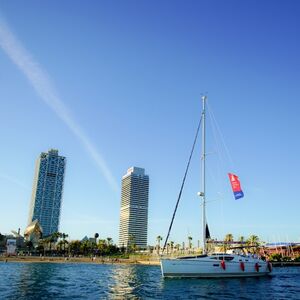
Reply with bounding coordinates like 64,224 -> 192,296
28,149 -> 66,237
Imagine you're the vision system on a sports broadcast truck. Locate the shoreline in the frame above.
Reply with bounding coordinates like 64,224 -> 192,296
0,256 -> 160,266
1,256 -> 299,267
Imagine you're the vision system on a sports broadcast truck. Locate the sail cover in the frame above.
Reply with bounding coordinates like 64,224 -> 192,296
205,224 -> 211,239
228,173 -> 244,200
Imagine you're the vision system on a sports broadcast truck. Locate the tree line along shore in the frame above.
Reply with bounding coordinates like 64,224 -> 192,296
1,232 -> 300,265
0,255 -> 160,265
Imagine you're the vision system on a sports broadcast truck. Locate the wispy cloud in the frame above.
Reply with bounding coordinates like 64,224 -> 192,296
0,173 -> 30,191
0,19 -> 119,192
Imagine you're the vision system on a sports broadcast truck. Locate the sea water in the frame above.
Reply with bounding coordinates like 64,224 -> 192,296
1,262 -> 300,299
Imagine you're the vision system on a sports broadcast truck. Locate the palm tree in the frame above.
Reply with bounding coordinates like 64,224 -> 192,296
0,233 -> 5,242
39,237 -> 49,256
37,239 -> 45,255
156,236 -> 163,253
166,242 -> 170,255
81,240 -> 93,256
188,236 -> 193,249
237,235 -> 245,248
170,241 -> 174,253
69,240 -> 81,256
63,240 -> 69,254
221,233 -> 234,253
57,240 -> 64,253
247,235 -> 260,254
225,233 -> 234,243
61,233 -> 69,253
52,232 -> 61,240
44,235 -> 55,254
97,239 -> 107,255
247,235 -> 259,246
62,233 -> 68,239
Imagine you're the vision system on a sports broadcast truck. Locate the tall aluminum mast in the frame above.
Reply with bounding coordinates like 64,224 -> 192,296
201,95 -> 207,254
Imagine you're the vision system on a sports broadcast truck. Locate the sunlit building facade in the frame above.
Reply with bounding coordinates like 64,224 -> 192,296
28,149 -> 66,237
119,167 -> 149,249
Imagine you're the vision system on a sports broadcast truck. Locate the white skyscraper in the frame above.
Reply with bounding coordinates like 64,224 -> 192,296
119,167 -> 149,249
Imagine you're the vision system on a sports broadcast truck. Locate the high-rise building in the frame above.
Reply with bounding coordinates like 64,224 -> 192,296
28,149 -> 66,237
119,167 -> 149,249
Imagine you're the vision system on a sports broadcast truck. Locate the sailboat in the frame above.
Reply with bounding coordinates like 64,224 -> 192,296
160,96 -> 272,278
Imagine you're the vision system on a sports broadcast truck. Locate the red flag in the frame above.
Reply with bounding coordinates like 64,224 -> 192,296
228,173 -> 244,200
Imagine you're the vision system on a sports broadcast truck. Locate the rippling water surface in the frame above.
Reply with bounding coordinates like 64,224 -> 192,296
1,262 -> 300,299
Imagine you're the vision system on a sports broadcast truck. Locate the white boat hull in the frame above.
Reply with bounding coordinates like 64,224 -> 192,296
160,255 -> 272,278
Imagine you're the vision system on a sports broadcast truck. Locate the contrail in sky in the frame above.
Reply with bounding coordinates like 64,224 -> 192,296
0,19 -> 119,192
0,173 -> 30,191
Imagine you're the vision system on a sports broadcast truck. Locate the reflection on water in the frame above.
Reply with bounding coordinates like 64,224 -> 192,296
108,265 -> 141,298
0,263 -> 299,299
106,264 -> 162,299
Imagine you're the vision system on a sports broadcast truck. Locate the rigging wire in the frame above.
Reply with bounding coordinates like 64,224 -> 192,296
207,108 -> 225,190
162,114 -> 203,254
207,101 -> 235,171
206,101 -> 228,245
207,101 -> 245,246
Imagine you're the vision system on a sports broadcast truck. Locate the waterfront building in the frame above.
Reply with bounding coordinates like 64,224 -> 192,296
262,242 -> 300,258
119,167 -> 149,249
24,220 -> 43,246
28,149 -> 66,237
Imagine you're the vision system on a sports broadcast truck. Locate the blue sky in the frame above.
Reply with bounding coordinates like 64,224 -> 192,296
0,1 -> 299,246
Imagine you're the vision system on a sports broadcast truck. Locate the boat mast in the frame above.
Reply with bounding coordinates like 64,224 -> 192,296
201,95 -> 207,254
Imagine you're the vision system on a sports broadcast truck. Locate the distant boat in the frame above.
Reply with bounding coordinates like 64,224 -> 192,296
160,96 -> 272,278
